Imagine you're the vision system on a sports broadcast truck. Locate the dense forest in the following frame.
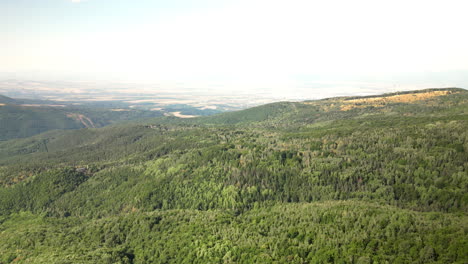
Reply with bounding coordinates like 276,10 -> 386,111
0,88 -> 467,263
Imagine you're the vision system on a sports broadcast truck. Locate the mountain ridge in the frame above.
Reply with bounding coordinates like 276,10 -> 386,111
186,87 -> 467,126
0,94 -> 17,104
0,87 -> 467,263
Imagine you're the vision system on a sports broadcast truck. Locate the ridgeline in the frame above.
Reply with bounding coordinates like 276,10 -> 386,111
0,88 -> 467,263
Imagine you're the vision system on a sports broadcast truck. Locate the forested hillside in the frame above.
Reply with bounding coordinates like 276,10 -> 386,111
0,95 -> 165,141
0,88 -> 467,263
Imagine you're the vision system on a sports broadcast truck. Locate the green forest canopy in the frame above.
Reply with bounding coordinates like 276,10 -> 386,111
0,88 -> 467,263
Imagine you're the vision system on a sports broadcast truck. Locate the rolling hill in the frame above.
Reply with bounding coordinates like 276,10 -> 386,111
0,88 -> 467,263
0,95 -> 166,141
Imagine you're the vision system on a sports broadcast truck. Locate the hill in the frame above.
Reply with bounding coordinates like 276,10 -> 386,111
0,95 -> 17,104
0,96 -> 165,141
0,88 -> 467,263
191,87 -> 467,126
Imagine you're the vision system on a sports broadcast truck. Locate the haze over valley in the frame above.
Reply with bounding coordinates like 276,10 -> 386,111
1,0 -> 467,263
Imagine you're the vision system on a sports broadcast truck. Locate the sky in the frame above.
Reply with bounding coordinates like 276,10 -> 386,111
2,0 -> 468,97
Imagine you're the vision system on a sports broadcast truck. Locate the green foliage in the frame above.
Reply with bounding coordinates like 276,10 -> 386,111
0,168 -> 87,215
0,202 -> 466,263
0,88 -> 467,262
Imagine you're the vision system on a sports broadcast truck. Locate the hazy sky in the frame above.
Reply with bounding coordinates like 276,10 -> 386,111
2,0 -> 468,94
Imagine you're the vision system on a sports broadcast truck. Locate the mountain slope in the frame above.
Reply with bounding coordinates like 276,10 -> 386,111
0,95 -> 17,104
0,97 -> 165,141
0,104 -> 87,140
193,87 -> 467,126
0,88 -> 467,263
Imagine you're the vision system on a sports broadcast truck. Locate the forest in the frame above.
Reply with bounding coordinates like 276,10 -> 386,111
0,88 -> 467,263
